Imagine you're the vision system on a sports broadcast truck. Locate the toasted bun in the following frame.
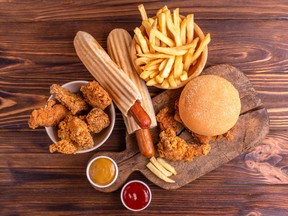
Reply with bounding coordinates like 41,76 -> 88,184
179,75 -> 241,136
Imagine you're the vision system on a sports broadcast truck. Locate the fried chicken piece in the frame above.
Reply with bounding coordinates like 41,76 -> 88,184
157,128 -> 211,161
28,100 -> 68,129
158,128 -> 188,161
49,139 -> 78,154
156,107 -> 181,133
86,108 -> 110,133
58,115 -> 94,150
50,84 -> 88,115
80,80 -> 112,110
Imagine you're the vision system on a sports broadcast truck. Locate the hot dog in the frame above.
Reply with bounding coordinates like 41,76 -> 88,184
128,101 -> 152,129
135,128 -> 155,158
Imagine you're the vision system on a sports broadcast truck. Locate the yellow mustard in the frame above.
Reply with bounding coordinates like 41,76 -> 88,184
89,158 -> 116,186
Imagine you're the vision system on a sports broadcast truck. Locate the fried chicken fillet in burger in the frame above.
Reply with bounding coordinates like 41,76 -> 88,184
178,75 -> 241,137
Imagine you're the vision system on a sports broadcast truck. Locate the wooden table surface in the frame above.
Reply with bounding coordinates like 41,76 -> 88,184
1,0 -> 288,215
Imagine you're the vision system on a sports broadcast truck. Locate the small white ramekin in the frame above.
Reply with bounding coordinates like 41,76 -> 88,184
120,180 -> 152,211
86,155 -> 118,189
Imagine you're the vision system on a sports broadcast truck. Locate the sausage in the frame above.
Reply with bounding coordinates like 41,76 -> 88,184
135,128 -> 155,158
128,101 -> 152,129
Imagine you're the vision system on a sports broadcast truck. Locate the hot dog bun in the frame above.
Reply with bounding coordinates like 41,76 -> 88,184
179,75 -> 241,136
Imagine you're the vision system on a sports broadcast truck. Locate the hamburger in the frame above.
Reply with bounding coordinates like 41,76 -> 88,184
178,75 -> 241,137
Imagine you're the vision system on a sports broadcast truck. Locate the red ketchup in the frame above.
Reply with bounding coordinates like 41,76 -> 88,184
121,181 -> 152,211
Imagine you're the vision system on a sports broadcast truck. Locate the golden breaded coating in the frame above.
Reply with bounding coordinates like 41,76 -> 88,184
49,139 -> 78,154
86,108 -> 110,133
58,115 -> 94,150
80,80 -> 112,110
157,128 -> 211,161
28,100 -> 68,129
158,128 -> 188,161
156,107 -> 181,133
50,84 -> 88,115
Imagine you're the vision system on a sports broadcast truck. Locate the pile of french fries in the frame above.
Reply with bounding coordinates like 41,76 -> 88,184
146,156 -> 177,183
134,4 -> 211,88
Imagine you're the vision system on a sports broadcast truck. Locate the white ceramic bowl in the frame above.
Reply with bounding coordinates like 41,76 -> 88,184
86,155 -> 118,188
45,80 -> 115,153
120,180 -> 152,211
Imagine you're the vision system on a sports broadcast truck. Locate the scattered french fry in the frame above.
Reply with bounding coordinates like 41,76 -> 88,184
150,156 -> 173,177
146,162 -> 175,183
156,157 -> 177,175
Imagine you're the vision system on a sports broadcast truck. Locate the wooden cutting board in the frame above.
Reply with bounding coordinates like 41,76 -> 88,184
89,64 -> 269,192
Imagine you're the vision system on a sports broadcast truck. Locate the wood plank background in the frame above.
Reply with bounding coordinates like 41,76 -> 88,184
0,0 -> 288,215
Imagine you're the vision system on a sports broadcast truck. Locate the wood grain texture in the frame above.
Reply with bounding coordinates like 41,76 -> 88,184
1,0 -> 288,215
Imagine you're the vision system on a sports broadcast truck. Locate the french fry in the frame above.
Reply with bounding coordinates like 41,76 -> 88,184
154,29 -> 175,47
142,64 -> 160,72
135,44 -> 143,54
150,156 -> 173,177
140,69 -> 158,80
135,57 -> 150,66
160,56 -> 175,78
149,29 -> 156,53
180,71 -> 188,81
137,53 -> 173,59
175,77 -> 182,86
161,79 -> 170,88
134,27 -> 150,54
142,20 -> 152,35
161,5 -> 169,13
180,18 -> 187,45
149,19 -> 158,53
190,33 -> 211,64
158,13 -> 167,47
143,58 -> 163,70
148,18 -> 155,25
138,4 -> 148,20
149,70 -> 159,79
151,44 -> 188,56
168,72 -> 178,88
159,58 -> 168,71
165,11 -> 177,39
174,56 -> 183,78
173,8 -> 182,46
146,77 -> 158,86
156,8 -> 163,16
155,74 -> 164,83
186,14 -> 194,44
156,157 -> 177,175
183,47 -> 196,71
146,162 -> 175,183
